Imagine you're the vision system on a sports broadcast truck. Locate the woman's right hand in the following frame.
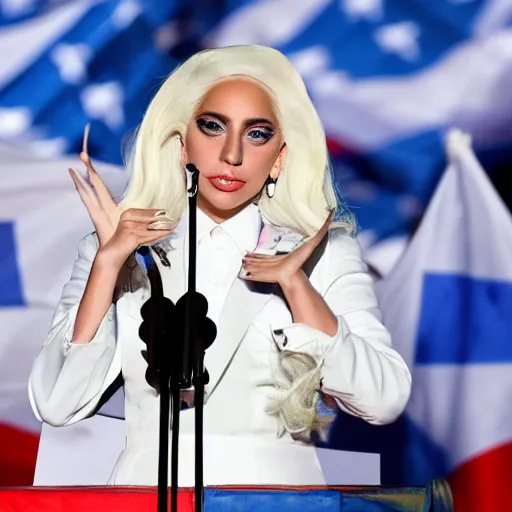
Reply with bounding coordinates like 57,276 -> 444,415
69,151 -> 176,268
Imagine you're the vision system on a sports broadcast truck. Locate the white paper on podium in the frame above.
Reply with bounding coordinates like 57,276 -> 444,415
34,415 -> 380,486
34,415 -> 126,486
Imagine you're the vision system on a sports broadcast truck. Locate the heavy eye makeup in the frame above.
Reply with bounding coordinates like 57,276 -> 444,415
196,115 -> 275,145
246,127 -> 275,144
196,117 -> 224,134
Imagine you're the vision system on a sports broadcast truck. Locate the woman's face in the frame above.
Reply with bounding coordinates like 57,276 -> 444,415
183,78 -> 285,223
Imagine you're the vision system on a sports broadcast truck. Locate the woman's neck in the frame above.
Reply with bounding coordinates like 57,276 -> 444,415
197,196 -> 255,225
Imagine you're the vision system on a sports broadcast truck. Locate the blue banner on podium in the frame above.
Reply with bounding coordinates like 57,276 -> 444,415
204,483 -> 453,511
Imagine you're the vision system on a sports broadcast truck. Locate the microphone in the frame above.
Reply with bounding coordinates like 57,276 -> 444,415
137,162 -> 217,512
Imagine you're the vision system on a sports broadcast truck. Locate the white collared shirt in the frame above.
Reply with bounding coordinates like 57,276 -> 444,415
195,203 -> 262,326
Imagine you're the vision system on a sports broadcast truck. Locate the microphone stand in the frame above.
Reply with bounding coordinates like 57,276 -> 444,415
138,163 -> 216,512
186,165 -> 214,512
136,246 -> 174,512
180,164 -> 216,512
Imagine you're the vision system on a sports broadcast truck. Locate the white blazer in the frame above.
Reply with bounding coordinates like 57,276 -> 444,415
28,223 -> 411,486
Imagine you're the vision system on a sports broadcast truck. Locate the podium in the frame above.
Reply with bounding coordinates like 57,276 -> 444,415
0,482 -> 453,511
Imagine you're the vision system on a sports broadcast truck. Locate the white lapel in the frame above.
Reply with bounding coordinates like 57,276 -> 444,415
201,220 -> 306,395
204,276 -> 274,397
154,232 -> 273,397
147,215 -> 304,398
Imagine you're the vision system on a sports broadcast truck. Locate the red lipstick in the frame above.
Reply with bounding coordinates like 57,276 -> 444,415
208,176 -> 245,192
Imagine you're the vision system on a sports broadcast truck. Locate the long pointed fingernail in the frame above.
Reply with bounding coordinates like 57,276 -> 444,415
153,214 -> 175,224
147,220 -> 175,231
69,167 -> 87,185
82,122 -> 91,153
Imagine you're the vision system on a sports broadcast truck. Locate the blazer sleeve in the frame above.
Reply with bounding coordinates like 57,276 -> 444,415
270,231 -> 411,425
28,233 -> 122,427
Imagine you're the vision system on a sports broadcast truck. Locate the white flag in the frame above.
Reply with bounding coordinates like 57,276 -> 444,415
376,129 -> 512,510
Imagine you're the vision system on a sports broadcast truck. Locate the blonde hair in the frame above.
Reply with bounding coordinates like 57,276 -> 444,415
262,350 -> 336,444
122,45 -> 355,237
122,45 -> 352,442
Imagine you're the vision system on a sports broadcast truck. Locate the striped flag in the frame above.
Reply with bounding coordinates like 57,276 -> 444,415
375,130 -> 512,509
0,144 -> 126,484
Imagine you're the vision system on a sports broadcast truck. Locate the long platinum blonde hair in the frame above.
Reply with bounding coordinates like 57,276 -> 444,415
122,45 -> 354,442
121,44 -> 354,237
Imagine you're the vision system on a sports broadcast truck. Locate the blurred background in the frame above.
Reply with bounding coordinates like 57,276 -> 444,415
0,0 -> 511,510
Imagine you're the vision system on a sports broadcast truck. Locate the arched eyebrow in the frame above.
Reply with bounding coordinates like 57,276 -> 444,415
197,111 -> 275,128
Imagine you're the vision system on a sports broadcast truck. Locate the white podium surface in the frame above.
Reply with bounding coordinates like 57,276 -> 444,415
34,415 -> 380,487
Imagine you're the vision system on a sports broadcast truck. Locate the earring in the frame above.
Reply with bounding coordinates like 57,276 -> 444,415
266,176 -> 277,198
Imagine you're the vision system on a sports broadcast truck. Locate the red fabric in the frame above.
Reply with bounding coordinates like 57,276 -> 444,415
0,423 -> 39,486
0,486 -> 194,512
0,485 -> 378,512
326,136 -> 354,157
0,486 -> 349,512
450,441 -> 512,511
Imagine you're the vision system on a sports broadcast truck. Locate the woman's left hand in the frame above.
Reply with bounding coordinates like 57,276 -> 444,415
241,210 -> 334,289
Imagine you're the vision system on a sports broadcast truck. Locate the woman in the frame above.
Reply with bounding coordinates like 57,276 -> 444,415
29,45 -> 411,486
